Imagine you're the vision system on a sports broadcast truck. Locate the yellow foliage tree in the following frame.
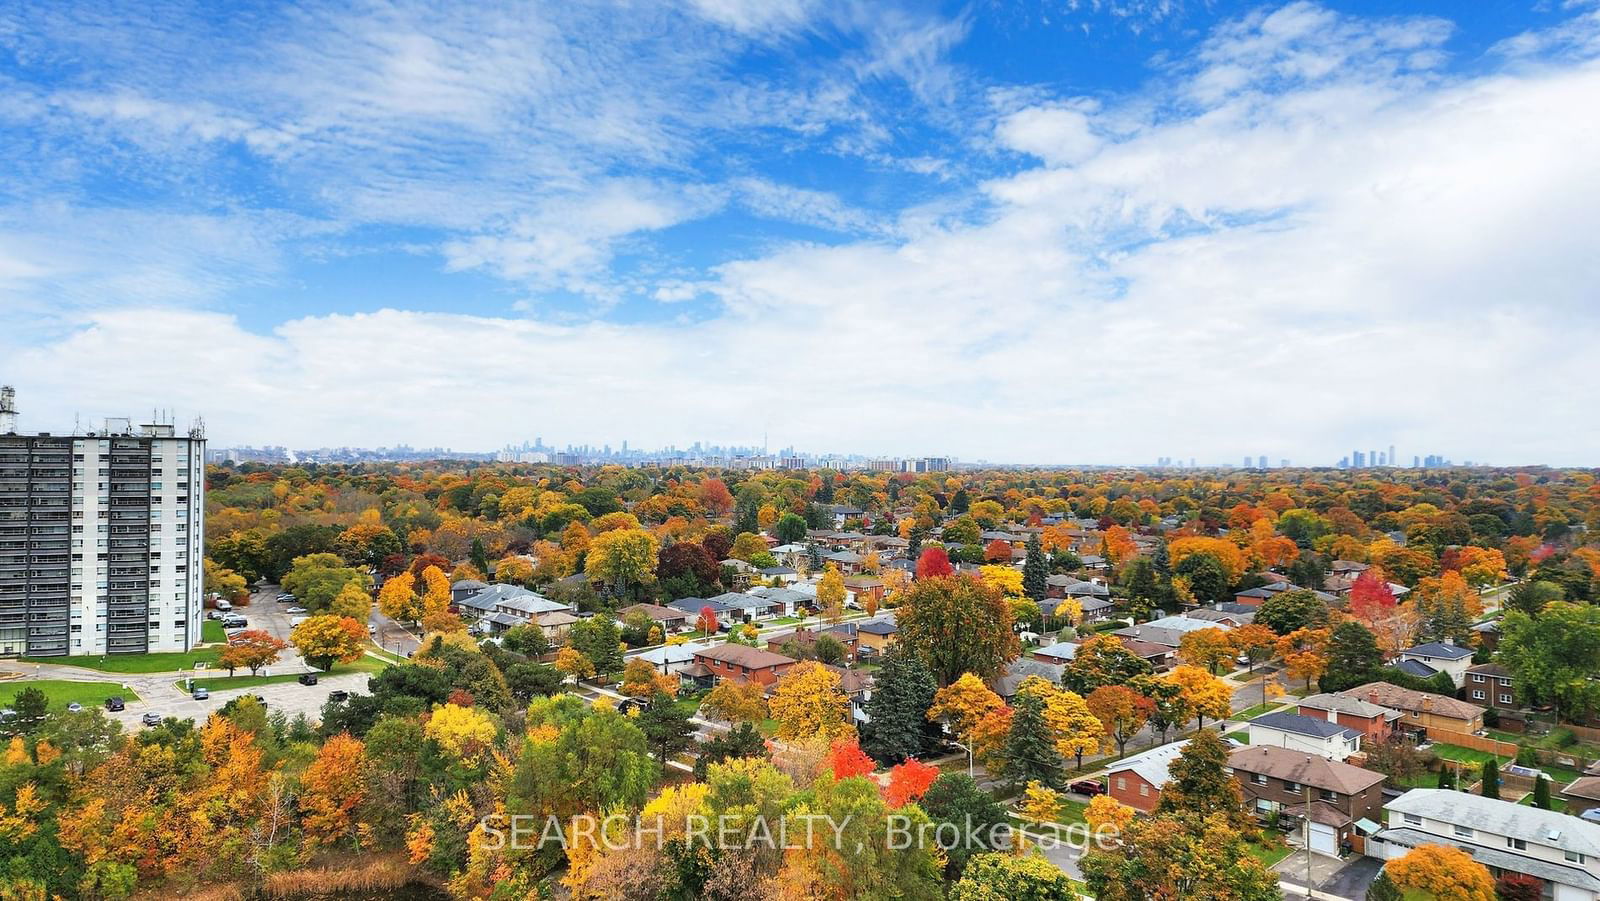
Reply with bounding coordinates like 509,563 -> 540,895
621,658 -> 677,698
290,615 -> 367,671
1053,597 -> 1083,627
979,564 -> 1023,596
1084,794 -> 1134,836
701,679 -> 768,723
419,565 -> 451,620
768,661 -> 852,741
328,581 -> 372,621
424,703 -> 498,762
817,563 -> 847,623
299,733 -> 368,849
377,571 -> 424,624
1161,665 -> 1233,727
554,647 -> 596,683
928,672 -> 1004,740
1017,781 -> 1062,827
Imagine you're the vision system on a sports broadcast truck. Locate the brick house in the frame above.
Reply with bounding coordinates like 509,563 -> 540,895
1229,746 -> 1386,855
766,625 -> 859,662
1105,742 -> 1188,813
692,644 -> 797,688
855,618 -> 898,655
1297,693 -> 1402,743
1463,662 -> 1518,710
616,603 -> 691,635
1336,682 -> 1486,740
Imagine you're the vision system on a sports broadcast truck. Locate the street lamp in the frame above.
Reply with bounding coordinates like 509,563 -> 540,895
950,737 -> 974,779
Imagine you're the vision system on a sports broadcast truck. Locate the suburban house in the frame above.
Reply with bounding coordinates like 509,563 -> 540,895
994,657 -> 1065,701
450,579 -> 489,605
617,602 -> 691,634
1187,603 -> 1259,627
855,618 -> 898,656
459,584 -> 575,635
823,664 -> 875,725
842,575 -> 886,608
667,596 -> 733,627
748,585 -> 813,615
1245,711 -> 1364,762
758,565 -> 800,585
533,610 -> 579,642
1464,662 -> 1519,710
1115,614 -> 1233,651
1032,640 -> 1080,665
1045,574 -> 1112,601
1337,682 -> 1486,739
706,591 -> 787,622
1232,581 -> 1339,608
1396,641 -> 1476,688
1076,597 -> 1117,623
822,550 -> 865,574
635,640 -> 713,675
1370,789 -> 1600,900
690,644 -> 797,688
1106,742 -> 1189,813
1562,777 -> 1600,818
1297,693 -> 1401,742
826,505 -> 865,527
1117,636 -> 1176,671
1229,746 -> 1387,855
766,625 -> 859,662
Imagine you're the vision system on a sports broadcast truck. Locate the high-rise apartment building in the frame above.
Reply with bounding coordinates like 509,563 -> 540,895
0,397 -> 205,657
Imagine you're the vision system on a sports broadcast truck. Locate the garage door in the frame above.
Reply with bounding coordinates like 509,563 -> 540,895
1309,822 -> 1338,855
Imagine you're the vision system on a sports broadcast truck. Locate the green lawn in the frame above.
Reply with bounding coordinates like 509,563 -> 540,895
1245,838 -> 1294,869
179,657 -> 387,692
1234,701 -> 1290,720
4,679 -> 142,709
1224,731 -> 1249,744
201,620 -> 228,644
23,647 -> 222,673
765,616 -> 805,626
1430,743 -> 1502,767
1518,794 -> 1568,813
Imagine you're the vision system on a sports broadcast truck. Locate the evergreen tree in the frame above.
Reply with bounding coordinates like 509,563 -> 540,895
1481,758 -> 1500,799
1121,557 -> 1159,612
1022,534 -> 1049,603
949,488 -> 970,515
907,528 -> 923,562
469,538 -> 490,579
1321,621 -> 1384,692
637,691 -> 696,764
1437,765 -> 1456,790
1287,552 -> 1327,593
1002,689 -> 1062,789
861,646 -> 939,764
920,774 -> 1010,880
1532,775 -> 1552,809
1154,731 -> 1248,828
1365,870 -> 1403,901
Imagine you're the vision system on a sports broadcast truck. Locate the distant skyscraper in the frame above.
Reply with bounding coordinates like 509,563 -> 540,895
1258,455 -> 1268,469
1389,444 -> 1396,468
1244,456 -> 1252,468
1353,451 -> 1366,468
1413,455 -> 1420,468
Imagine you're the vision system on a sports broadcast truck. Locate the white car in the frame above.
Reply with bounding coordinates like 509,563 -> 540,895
291,616 -> 310,628
285,606 -> 308,615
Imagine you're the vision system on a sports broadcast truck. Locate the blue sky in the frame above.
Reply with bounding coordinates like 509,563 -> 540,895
2,0 -> 1598,463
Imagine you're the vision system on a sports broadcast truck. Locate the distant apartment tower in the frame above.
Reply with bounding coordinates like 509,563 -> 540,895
1352,450 -> 1366,468
0,397 -> 206,657
1389,444 -> 1396,467
1243,456 -> 1252,468
1257,455 -> 1268,469
780,456 -> 806,470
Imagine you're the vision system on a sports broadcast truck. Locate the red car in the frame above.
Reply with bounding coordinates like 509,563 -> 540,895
1069,779 -> 1105,797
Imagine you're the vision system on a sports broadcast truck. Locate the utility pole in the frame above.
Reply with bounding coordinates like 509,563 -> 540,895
1304,784 -> 1314,898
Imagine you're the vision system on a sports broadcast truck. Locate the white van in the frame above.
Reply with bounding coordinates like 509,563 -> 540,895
291,615 -> 310,628
215,599 -> 233,613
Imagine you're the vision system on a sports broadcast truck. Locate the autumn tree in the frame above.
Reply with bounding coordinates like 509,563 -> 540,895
927,673 -> 1004,744
769,661 -> 852,741
1061,633 -> 1153,694
827,735 -> 877,780
554,647 -> 596,683
1347,568 -> 1397,624
291,614 -> 367,671
1162,665 -> 1232,729
216,629 -> 287,676
1154,730 -> 1249,829
1084,794 -> 1135,836
695,605 -> 720,634
701,679 -> 767,724
1085,685 -> 1153,756
1017,780 -> 1063,827
1277,626 -> 1332,690
883,759 -> 940,808
1386,844 -> 1494,901
817,562 -> 847,623
584,528 -> 660,599
950,852 -> 1077,901
300,732 -> 369,849
620,658 -> 676,698
1082,812 -> 1280,901
1177,626 -> 1234,674
914,547 -> 954,579
328,580 -> 373,621
896,574 -> 1018,685
377,571 -> 425,625
1229,623 -> 1278,673
1413,570 -> 1483,645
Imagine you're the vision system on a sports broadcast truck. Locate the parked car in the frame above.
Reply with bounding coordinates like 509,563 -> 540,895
66,702 -> 83,713
206,610 -> 225,621
291,616 -> 310,627
104,696 -> 125,712
1069,779 -> 1105,797
192,687 -> 209,701
298,673 -> 319,686
327,689 -> 350,702
276,593 -> 296,601
368,623 -> 377,635
285,606 -> 308,615
222,616 -> 248,628
141,712 -> 163,727
1582,808 -> 1600,824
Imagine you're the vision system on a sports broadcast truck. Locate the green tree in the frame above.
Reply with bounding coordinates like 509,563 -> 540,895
1365,870 -> 1403,901
1256,588 -> 1331,635
920,773 -> 1011,879
1320,621 -> 1384,692
1531,775 -> 1552,809
775,512 -> 808,544
692,722 -> 767,779
1175,552 -> 1229,604
9,686 -> 48,734
1154,731 -> 1248,828
1082,813 -> 1280,901
861,646 -> 938,764
567,614 -> 625,675
1022,534 -> 1049,602
1498,602 -> 1600,720
1061,633 -> 1153,695
637,691 -> 696,764
1003,686 -> 1062,789
1504,580 -> 1563,616
896,574 -> 1019,685
1481,757 -> 1500,799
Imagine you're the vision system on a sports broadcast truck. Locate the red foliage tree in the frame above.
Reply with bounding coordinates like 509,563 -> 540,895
696,606 -> 720,634
699,479 -> 734,517
984,540 -> 1013,563
408,553 -> 451,578
1347,569 -> 1397,624
828,737 -> 877,780
883,759 -> 940,808
916,547 -> 954,579
1494,873 -> 1542,901
657,541 -> 719,587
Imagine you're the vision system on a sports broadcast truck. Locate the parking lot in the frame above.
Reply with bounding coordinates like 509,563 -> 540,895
102,670 -> 371,731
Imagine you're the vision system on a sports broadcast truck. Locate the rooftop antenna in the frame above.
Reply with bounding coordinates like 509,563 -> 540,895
0,386 -> 16,434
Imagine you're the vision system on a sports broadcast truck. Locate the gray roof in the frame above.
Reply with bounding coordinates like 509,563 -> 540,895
994,657 -> 1064,697
857,619 -> 897,635
451,579 -> 488,591
635,641 -> 713,668
667,597 -> 729,616
1374,827 -> 1600,893
708,591 -> 780,611
1298,693 -> 1402,721
1402,642 -> 1475,661
1143,614 -> 1235,634
1249,711 -> 1363,740
758,566 -> 797,575
494,592 -> 570,616
1393,659 -> 1439,679
1106,740 -> 1189,788
823,550 -> 863,563
1033,641 -> 1079,660
1385,789 -> 1600,885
